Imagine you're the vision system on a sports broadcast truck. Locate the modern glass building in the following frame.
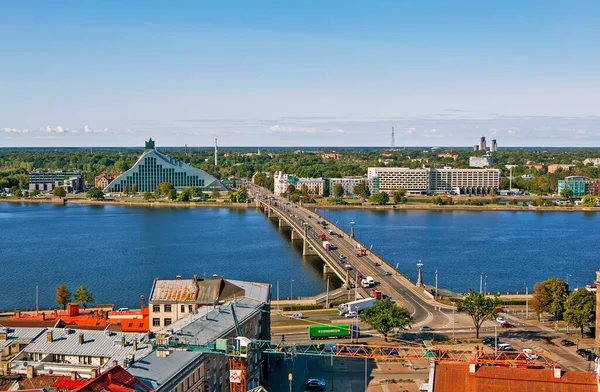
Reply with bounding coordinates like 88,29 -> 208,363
557,176 -> 589,196
104,139 -> 229,193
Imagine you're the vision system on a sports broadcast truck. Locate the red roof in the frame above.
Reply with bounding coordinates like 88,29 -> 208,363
54,379 -> 87,389
73,366 -> 153,392
434,363 -> 597,392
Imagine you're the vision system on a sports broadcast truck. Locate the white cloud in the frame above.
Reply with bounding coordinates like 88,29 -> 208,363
2,127 -> 29,133
84,125 -> 92,133
507,129 -> 516,134
424,129 -> 437,133
407,127 -> 416,135
267,125 -> 345,134
40,125 -> 68,133
490,128 -> 498,136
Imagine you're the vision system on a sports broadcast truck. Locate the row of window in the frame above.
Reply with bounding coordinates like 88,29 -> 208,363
152,304 -> 194,313
152,317 -> 172,327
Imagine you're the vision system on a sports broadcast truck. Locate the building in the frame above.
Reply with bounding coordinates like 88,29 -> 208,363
473,145 -> 479,151
0,327 -> 46,376
28,171 -> 85,193
367,167 -> 500,195
583,158 -> 600,166
469,155 -> 494,168
548,164 -> 575,174
478,136 -> 487,151
273,171 -> 289,196
94,172 -> 121,190
438,153 -> 458,160
69,365 -> 153,392
131,280 -> 270,392
8,328 -> 154,378
490,139 -> 498,152
588,180 -> 600,195
557,176 -> 589,196
328,177 -> 375,197
104,139 -> 229,193
431,363 -> 596,392
273,171 -> 326,197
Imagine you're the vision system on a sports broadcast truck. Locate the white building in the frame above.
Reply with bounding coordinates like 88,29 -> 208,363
367,167 -> 430,194
273,171 -> 326,197
583,158 -> 600,166
469,155 -> 494,168
273,171 -> 289,196
329,177 -> 375,197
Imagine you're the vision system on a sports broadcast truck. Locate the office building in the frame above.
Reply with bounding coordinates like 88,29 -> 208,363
329,177 -> 375,197
104,139 -> 229,193
469,155 -> 494,168
273,171 -> 326,197
557,176 -> 589,196
28,171 -> 85,193
478,136 -> 487,151
490,139 -> 498,152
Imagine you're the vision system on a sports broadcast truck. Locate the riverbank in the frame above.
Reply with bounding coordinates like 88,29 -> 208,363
305,202 -> 599,212
0,197 -> 251,209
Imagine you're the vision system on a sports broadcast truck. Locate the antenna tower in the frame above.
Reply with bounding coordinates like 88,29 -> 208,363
391,126 -> 395,150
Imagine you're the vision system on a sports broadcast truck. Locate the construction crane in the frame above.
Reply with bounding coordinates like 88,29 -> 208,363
160,308 -> 555,392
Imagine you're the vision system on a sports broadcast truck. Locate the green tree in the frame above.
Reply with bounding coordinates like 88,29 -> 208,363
564,289 -> 596,337
31,189 -> 41,197
560,188 -> 574,198
23,190 -> 29,198
15,189 -> 23,198
131,184 -> 138,194
391,189 -> 406,204
353,181 -> 370,198
53,186 -> 67,198
87,187 -> 104,200
156,182 -> 174,196
168,188 -> 177,200
532,278 -> 568,319
55,284 -> 71,310
122,184 -> 128,194
211,188 -> 221,199
359,299 -> 413,341
582,195 -> 597,207
300,184 -> 309,197
74,285 -> 95,309
178,187 -> 199,202
369,192 -> 389,205
233,187 -> 248,203
456,289 -> 500,338
332,183 -> 344,198
143,192 -> 155,201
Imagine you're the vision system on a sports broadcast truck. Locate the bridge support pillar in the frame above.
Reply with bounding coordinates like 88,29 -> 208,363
323,263 -> 330,274
302,226 -> 317,256
291,229 -> 302,241
278,218 -> 290,228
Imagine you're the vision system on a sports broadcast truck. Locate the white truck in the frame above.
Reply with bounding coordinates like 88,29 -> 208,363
361,276 -> 375,288
322,241 -> 331,250
338,297 -> 376,315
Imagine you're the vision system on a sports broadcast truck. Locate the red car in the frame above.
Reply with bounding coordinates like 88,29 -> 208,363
373,262 -> 381,267
501,322 -> 515,328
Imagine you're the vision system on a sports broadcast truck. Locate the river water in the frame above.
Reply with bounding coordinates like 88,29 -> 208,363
1,202 -> 598,310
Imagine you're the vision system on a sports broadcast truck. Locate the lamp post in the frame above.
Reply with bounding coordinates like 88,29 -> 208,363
416,261 -> 424,287
435,268 -> 438,299
484,275 -> 487,295
480,272 -> 483,294
452,301 -> 455,340
525,284 -> 529,320
290,279 -> 294,301
350,220 -> 355,239
567,274 -> 572,288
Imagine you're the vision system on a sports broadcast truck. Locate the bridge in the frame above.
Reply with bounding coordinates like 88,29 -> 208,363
247,183 -> 451,327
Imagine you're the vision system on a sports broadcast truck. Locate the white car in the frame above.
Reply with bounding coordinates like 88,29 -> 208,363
345,311 -> 358,318
291,312 -> 303,319
496,317 -> 505,323
523,348 -> 538,360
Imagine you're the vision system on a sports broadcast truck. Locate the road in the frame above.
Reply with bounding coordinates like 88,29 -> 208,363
248,183 -> 452,329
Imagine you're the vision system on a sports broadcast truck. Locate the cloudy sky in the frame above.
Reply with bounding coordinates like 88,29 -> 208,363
1,1 -> 599,147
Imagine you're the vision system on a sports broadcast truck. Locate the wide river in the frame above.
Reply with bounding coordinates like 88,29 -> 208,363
1,202 -> 598,310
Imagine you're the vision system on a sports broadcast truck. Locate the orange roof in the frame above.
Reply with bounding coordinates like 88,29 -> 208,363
434,363 -> 597,392
150,279 -> 198,302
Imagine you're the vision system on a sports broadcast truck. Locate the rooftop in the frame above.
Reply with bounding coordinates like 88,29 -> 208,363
0,327 -> 46,349
128,350 -> 203,390
72,365 -> 152,392
150,278 -> 198,302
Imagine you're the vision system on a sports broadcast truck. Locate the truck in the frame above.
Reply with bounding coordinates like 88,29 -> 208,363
308,323 -> 360,340
338,298 -> 376,315
371,289 -> 382,299
319,233 -> 326,241
355,246 -> 368,257
322,241 -> 331,250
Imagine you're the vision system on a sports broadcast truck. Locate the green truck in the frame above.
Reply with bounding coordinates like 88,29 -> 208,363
308,323 -> 360,339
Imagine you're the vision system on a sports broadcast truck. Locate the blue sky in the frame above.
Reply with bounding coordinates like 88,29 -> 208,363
1,1 -> 599,147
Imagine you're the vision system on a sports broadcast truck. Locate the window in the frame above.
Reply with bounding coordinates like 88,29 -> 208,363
164,304 -> 172,312
152,305 -> 160,313
139,323 -> 144,328
189,305 -> 193,313
181,304 -> 185,313
165,318 -> 172,326
128,322 -> 133,328
152,318 -> 160,327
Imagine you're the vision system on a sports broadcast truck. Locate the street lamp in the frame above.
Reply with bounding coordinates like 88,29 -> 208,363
525,283 -> 529,320
435,268 -> 438,299
350,220 -> 355,239
290,279 -> 294,301
484,275 -> 487,295
567,274 -> 572,288
480,272 -> 483,294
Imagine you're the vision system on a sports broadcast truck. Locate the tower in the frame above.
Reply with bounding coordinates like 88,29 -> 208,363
491,139 -> 498,152
479,136 -> 486,151
391,126 -> 395,150
214,138 -> 218,166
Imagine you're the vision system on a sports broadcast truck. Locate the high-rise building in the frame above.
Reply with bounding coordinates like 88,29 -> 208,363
479,136 -> 487,151
490,139 -> 498,152
474,145 -> 479,151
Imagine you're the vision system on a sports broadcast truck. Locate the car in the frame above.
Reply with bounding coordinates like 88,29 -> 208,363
522,349 -> 538,360
357,274 -> 364,281
482,336 -> 494,344
339,254 -> 347,260
384,271 -> 392,276
344,264 -> 353,270
501,322 -> 515,328
561,339 -> 575,346
291,312 -> 303,319
345,311 -> 358,318
419,325 -> 433,331
576,349 -> 596,361
496,317 -> 505,324
305,379 -> 326,391
373,262 -> 381,267
497,343 -> 514,351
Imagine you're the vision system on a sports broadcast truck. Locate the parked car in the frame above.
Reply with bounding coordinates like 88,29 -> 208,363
345,311 -> 358,318
561,339 -> 575,346
501,322 -> 515,328
344,264 -> 353,270
291,313 -> 303,319
496,317 -> 505,324
576,349 -> 596,361
497,343 -> 514,351
384,271 -> 392,276
373,262 -> 381,267
419,325 -> 433,331
339,254 -> 346,260
482,337 -> 494,344
523,349 -> 538,360
306,379 -> 326,391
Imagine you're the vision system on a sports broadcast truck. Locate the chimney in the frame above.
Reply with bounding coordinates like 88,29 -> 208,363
78,333 -> 84,345
91,368 -> 99,378
122,360 -> 128,368
133,339 -> 138,351
554,366 -> 562,379
0,331 -> 7,341
121,336 -> 126,347
15,310 -> 20,318
46,330 -> 53,342
26,365 -> 35,379
140,295 -> 145,310
112,360 -> 118,368
71,371 -> 77,380
41,312 -> 45,321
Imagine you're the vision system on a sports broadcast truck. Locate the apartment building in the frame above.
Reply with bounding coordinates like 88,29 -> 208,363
273,171 -> 326,196
367,167 -> 430,194
329,177 -> 375,197
28,171 -> 85,192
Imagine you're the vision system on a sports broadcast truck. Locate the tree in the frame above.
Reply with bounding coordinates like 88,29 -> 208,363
333,183 -> 344,198
74,285 -> 95,309
156,182 -> 174,196
178,187 -> 199,202
211,188 -> 221,199
232,187 -> 248,203
353,181 -> 370,198
582,195 -> 597,207
53,186 -> 67,198
168,188 -> 177,200
87,187 -> 104,200
369,192 -> 389,205
122,184 -> 128,194
359,299 -> 413,341
143,192 -> 155,201
55,284 -> 71,310
456,289 -> 500,338
532,278 -> 568,319
564,289 -> 596,337
31,189 -> 41,197
300,184 -> 309,197
391,189 -> 406,204
560,188 -> 574,198
131,184 -> 138,194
